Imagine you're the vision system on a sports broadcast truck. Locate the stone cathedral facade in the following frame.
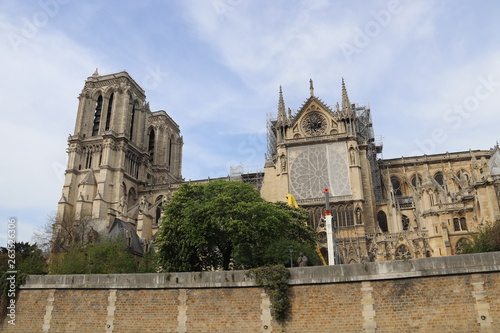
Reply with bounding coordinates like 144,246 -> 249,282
261,79 -> 500,263
56,70 -> 500,263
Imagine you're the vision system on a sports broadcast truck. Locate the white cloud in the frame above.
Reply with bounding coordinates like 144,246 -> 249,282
1,0 -> 500,245
0,15 -> 101,235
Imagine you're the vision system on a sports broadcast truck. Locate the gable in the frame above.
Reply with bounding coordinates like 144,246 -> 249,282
290,97 -> 339,138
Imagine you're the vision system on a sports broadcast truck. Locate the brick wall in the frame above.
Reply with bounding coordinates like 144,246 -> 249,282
1,252 -> 499,332
113,290 -> 179,332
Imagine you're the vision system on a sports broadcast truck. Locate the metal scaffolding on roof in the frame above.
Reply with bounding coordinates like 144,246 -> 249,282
266,112 -> 277,161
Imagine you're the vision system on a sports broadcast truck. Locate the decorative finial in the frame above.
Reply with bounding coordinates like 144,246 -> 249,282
341,77 -> 351,113
277,85 -> 287,125
92,68 -> 99,77
309,79 -> 314,97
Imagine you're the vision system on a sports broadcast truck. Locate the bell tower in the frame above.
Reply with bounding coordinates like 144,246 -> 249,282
56,70 -> 182,241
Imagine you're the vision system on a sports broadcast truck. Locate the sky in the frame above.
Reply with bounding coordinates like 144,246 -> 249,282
1,0 -> 500,246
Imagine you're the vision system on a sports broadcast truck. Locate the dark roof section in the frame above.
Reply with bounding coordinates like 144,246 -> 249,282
107,218 -> 144,256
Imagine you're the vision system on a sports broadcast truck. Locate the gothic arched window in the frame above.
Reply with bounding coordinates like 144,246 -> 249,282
402,215 -> 410,231
155,195 -> 164,204
346,204 -> 354,226
338,205 -> 346,227
168,135 -> 174,167
129,103 -> 136,140
391,176 -> 402,196
105,93 -> 114,131
453,217 -> 467,231
92,95 -> 103,136
395,245 -> 412,260
85,148 -> 93,169
148,129 -> 155,163
377,211 -> 388,232
127,188 -> 137,207
411,174 -> 422,188
155,206 -> 162,226
434,172 -> 444,186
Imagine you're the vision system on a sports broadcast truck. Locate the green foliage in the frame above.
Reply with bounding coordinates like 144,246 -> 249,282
49,238 -> 139,274
251,265 -> 291,322
0,242 -> 47,319
48,242 -> 90,274
461,221 -> 500,254
138,252 -> 157,273
88,238 -> 138,274
263,238 -> 318,267
0,242 -> 47,276
155,180 -> 317,272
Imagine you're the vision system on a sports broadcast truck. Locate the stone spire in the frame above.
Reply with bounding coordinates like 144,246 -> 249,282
92,68 -> 99,77
341,78 -> 351,114
342,78 -> 351,111
310,79 -> 314,97
277,86 -> 288,127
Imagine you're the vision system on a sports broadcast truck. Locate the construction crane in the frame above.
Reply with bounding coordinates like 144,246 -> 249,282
285,194 -> 327,266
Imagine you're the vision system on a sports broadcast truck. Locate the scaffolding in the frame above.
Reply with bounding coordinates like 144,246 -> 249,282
229,164 -> 264,191
241,172 -> 264,191
354,104 -> 384,203
266,112 -> 277,161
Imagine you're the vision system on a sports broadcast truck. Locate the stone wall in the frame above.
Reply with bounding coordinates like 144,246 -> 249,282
2,252 -> 500,332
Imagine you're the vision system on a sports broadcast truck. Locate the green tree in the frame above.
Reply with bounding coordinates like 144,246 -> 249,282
461,221 -> 500,254
0,242 -> 47,276
155,180 -> 317,272
1,242 -> 47,319
48,242 -> 88,274
49,237 -> 139,274
138,252 -> 157,273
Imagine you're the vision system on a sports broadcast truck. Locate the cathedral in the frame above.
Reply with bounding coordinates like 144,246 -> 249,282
55,70 -> 500,263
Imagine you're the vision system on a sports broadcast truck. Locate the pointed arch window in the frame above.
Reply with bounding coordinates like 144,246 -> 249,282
411,174 -> 422,188
127,188 -> 137,207
377,211 -> 388,232
148,129 -> 155,163
453,217 -> 467,231
155,206 -> 162,226
346,204 -> 354,226
434,172 -> 444,186
168,135 -> 173,167
391,176 -> 402,196
92,95 -> 103,136
129,103 -> 136,140
337,206 -> 345,227
402,214 -> 410,231
395,245 -> 412,260
105,93 -> 114,131
85,149 -> 93,169
334,205 -> 354,227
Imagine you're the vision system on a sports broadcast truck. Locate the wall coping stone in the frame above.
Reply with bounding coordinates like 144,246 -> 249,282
22,252 -> 500,290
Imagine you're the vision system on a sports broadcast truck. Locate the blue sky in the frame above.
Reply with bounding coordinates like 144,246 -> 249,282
1,0 -> 500,245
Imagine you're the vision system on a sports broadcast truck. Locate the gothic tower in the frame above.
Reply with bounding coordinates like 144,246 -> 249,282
55,70 -> 182,245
